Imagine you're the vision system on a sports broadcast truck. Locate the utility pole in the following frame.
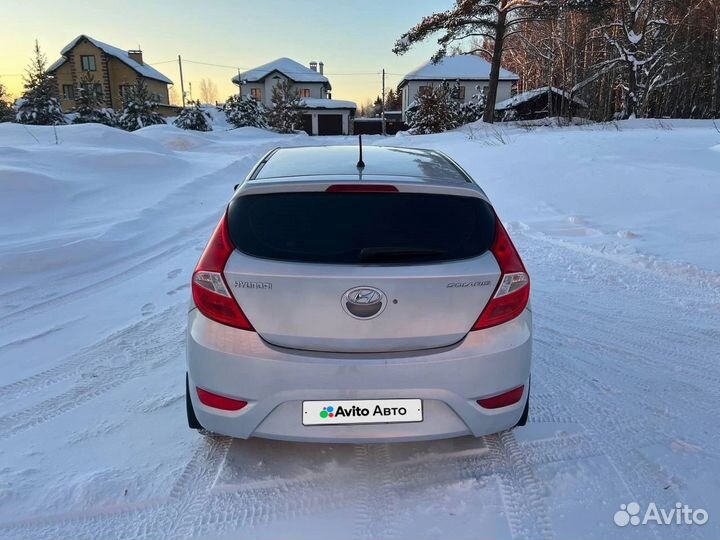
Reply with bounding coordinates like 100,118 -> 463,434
381,68 -> 386,136
713,3 -> 720,116
178,55 -> 186,107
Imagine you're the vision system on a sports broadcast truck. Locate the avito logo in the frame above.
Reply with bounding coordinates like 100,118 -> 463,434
614,502 -> 708,527
319,404 -> 408,419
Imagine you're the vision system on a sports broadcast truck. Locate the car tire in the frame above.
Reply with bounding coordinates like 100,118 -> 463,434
186,373 -> 203,430
514,377 -> 530,427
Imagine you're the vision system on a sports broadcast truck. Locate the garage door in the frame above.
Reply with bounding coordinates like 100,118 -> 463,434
301,114 -> 313,135
317,114 -> 343,136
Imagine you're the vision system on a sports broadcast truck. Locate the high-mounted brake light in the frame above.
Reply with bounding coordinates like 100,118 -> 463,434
326,184 -> 398,192
192,212 -> 254,330
472,218 -> 530,330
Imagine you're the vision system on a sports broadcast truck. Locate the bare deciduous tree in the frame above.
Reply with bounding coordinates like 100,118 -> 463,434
484,0 -> 717,120
198,78 -> 218,105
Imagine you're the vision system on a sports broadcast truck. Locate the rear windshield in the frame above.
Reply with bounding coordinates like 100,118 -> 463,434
227,192 -> 496,265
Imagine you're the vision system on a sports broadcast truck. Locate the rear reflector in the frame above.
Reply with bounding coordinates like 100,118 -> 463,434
477,385 -> 525,409
326,184 -> 398,192
196,387 -> 248,411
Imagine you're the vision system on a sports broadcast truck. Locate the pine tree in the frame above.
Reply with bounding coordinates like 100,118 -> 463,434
223,94 -> 268,128
267,80 -> 303,133
394,0 -> 557,123
384,88 -> 401,111
72,73 -> 117,126
16,40 -> 66,125
457,84 -> 486,124
174,100 -> 213,131
0,80 -> 14,123
404,100 -> 420,127
372,95 -> 383,117
117,78 -> 166,131
406,82 -> 461,134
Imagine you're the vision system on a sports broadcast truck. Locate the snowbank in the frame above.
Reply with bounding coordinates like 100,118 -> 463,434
1,120 -> 719,540
382,119 -> 720,277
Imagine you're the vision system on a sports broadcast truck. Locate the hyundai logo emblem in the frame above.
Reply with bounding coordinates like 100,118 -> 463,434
342,286 -> 387,319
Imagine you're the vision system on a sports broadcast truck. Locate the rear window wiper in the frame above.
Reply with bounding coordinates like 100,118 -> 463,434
359,247 -> 447,263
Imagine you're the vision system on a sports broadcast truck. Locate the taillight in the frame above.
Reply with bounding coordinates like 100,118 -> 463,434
326,184 -> 398,192
192,212 -> 254,330
472,218 -> 530,330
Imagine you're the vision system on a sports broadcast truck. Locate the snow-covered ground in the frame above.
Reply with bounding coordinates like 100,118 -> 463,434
1,119 -> 719,540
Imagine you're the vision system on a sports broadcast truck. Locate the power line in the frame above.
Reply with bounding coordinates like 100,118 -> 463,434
172,58 -> 386,77
183,59 -> 240,70
145,56 -> 405,107
325,72 -> 382,76
145,59 -> 177,66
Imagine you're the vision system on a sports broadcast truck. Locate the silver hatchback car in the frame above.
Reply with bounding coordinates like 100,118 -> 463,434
186,145 -> 531,443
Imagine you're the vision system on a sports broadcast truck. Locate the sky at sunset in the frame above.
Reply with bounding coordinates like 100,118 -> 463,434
1,0 -> 448,107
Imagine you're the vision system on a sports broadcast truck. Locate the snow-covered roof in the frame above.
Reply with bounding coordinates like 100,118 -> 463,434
400,55 -> 519,85
300,98 -> 356,110
233,58 -> 330,87
48,35 -> 173,84
495,87 -> 589,110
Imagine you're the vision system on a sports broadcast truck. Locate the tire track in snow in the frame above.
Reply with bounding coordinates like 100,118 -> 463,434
192,433 -> 589,538
0,429 -> 597,540
156,435 -> 233,540
352,444 -> 374,540
0,304 -> 185,440
534,346 -> 685,540
0,162 -> 259,404
516,226 -> 720,292
527,393 -> 576,424
354,444 -> 397,540
0,319 -> 82,353
489,431 -> 555,540
372,444 -> 398,540
533,282 -> 720,445
0,500 -> 170,540
0,309 -> 180,405
0,437 -> 232,540
0,152 -> 260,327
0,227 -> 208,327
519,231 -> 720,392
536,339 -> 704,490
191,444 -> 497,535
0,346 -> 92,404
537,301 -> 720,398
536,328 -> 720,433
522,236 -> 716,540
519,432 -> 601,466
200,477 -> 350,532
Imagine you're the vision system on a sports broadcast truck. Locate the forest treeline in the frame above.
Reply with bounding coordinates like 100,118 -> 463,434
396,0 -> 720,121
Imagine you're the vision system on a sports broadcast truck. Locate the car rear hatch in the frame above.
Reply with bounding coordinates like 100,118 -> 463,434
223,185 -> 501,353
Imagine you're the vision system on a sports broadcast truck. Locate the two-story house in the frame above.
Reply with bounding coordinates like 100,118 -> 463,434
398,55 -> 519,121
232,57 -> 356,135
48,35 -> 175,116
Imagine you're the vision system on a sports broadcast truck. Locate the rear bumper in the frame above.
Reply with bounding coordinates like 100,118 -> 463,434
187,309 -> 532,443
